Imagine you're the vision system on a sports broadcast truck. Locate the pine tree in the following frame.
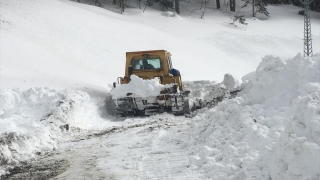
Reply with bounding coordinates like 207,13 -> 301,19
230,15 -> 248,26
242,0 -> 269,17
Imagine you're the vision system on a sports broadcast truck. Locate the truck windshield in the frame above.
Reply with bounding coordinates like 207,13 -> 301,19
132,57 -> 162,70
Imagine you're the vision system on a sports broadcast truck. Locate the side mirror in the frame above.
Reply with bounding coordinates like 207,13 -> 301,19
128,65 -> 133,75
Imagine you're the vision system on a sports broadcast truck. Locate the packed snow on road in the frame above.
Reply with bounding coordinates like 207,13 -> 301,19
1,0 -> 320,179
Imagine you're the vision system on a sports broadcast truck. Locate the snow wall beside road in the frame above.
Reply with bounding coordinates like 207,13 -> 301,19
189,53 -> 320,180
0,88 -> 110,176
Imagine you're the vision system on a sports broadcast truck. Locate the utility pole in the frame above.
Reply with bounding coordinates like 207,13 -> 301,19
299,0 -> 313,57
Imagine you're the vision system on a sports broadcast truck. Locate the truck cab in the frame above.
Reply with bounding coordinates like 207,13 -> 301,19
117,50 -> 183,91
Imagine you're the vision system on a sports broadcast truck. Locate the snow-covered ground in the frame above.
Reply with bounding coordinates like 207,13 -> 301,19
1,0 -> 320,179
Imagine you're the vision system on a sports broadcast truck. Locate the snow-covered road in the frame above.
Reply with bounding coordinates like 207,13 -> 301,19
4,115 -> 203,180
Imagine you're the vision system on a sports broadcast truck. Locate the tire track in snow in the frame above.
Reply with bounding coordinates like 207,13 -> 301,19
140,122 -> 200,180
3,115 -> 204,179
2,118 -> 161,180
141,149 -> 195,180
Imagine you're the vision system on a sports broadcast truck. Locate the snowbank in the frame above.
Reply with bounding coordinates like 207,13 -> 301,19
188,53 -> 320,180
222,73 -> 241,91
110,75 -> 176,99
183,74 -> 241,104
0,88 -> 111,176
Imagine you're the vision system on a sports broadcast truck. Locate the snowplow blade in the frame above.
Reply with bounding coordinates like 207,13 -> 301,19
110,94 -> 187,117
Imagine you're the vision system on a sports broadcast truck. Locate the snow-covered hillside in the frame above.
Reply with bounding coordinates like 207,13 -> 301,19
1,0 -> 319,91
1,0 -> 320,179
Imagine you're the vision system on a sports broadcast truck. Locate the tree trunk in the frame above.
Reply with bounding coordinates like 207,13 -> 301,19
216,0 -> 221,9
252,0 -> 255,17
94,0 -> 102,7
120,0 -> 124,14
175,0 -> 180,14
229,0 -> 235,11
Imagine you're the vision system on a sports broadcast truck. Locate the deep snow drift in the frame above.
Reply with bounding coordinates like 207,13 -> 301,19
0,88 -> 117,175
188,53 -> 320,180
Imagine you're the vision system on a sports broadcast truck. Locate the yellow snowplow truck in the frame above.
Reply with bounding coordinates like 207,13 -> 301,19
107,50 -> 201,116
